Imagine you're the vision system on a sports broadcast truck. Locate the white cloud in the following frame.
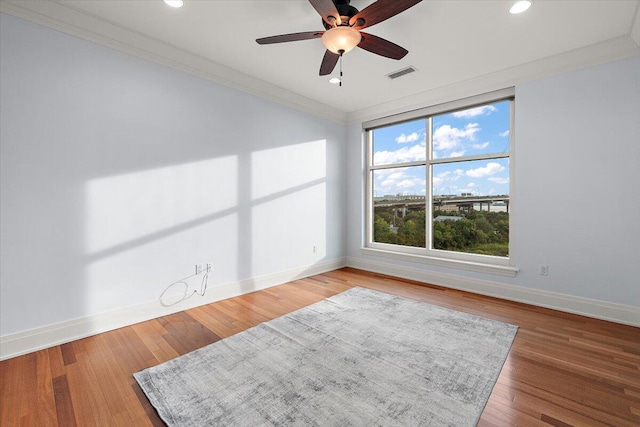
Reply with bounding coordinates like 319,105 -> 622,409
374,168 -> 400,178
397,178 -> 422,189
452,105 -> 497,118
387,171 -> 406,180
499,130 -> 510,137
472,142 -> 490,150
433,123 -> 480,151
379,175 -> 425,193
449,151 -> 465,158
465,162 -> 505,178
488,177 -> 509,184
396,132 -> 420,144
433,171 -> 450,186
375,168 -> 425,195
433,169 -> 463,187
374,143 -> 425,164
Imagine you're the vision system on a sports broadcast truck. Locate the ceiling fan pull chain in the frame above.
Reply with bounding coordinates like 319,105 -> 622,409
339,49 -> 344,87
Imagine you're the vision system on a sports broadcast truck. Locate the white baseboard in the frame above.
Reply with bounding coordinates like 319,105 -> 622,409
346,256 -> 640,327
0,258 -> 347,361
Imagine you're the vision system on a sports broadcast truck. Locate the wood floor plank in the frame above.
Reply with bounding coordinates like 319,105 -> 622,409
52,375 -> 76,427
33,350 -> 57,426
130,321 -> 180,365
85,334 -> 138,418
1,267 -> 638,426
63,352 -> 112,426
0,356 -> 23,426
59,343 -> 76,367
187,304 -> 240,338
17,353 -> 38,420
215,299 -> 271,327
46,346 -> 65,380
132,380 -> 164,427
157,311 -> 221,355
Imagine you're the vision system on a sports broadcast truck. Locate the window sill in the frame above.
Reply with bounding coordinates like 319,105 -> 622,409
360,247 -> 519,277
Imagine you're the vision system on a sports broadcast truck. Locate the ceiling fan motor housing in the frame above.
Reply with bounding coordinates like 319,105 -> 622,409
322,0 -> 359,29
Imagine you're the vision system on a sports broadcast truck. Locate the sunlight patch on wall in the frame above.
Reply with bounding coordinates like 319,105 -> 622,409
85,156 -> 237,254
251,140 -> 326,201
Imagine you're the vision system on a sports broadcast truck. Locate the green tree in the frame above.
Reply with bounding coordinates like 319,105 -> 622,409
373,215 -> 398,244
397,210 -> 426,247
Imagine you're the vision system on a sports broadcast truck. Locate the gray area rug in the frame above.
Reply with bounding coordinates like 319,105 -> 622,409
135,287 -> 518,426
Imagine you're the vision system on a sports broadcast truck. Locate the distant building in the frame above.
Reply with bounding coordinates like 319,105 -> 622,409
436,204 -> 460,213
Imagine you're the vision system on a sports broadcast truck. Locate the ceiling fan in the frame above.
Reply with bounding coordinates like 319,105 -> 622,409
256,0 -> 422,77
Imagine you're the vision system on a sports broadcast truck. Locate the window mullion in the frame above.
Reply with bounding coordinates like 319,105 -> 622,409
430,152 -> 509,165
369,160 -> 427,171
427,116 -> 433,251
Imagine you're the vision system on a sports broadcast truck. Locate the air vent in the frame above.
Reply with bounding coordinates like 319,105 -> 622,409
387,66 -> 417,80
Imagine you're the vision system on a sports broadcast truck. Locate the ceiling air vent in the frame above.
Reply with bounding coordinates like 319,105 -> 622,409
387,66 -> 417,80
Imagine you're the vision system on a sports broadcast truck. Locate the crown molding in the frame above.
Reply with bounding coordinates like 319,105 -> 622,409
0,1 -> 349,124
2,0 -> 638,127
346,36 -> 640,124
631,0 -> 640,46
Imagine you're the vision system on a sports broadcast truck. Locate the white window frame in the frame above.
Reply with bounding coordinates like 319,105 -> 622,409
362,88 -> 518,277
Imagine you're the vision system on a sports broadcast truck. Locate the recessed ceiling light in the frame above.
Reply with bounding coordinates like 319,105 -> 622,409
510,0 -> 532,14
329,78 -> 341,84
164,0 -> 183,8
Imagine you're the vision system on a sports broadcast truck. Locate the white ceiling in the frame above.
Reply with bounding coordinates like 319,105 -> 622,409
2,0 -> 639,122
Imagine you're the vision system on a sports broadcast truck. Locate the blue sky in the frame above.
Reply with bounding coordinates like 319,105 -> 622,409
372,101 -> 510,197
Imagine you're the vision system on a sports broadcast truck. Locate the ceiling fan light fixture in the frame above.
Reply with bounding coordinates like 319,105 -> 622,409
509,0 -> 532,14
321,26 -> 361,54
329,77 -> 341,84
163,0 -> 183,8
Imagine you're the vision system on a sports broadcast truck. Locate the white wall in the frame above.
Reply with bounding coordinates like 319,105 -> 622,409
514,56 -> 639,306
0,13 -> 346,338
347,55 -> 640,321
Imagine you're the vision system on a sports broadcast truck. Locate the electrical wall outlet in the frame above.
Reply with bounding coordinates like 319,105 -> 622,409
206,262 -> 213,272
539,265 -> 549,276
196,264 -> 203,275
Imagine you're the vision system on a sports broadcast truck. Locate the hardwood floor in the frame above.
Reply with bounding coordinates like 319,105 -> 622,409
1,267 -> 639,426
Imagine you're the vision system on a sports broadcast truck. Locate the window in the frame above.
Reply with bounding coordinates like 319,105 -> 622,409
364,89 -> 516,275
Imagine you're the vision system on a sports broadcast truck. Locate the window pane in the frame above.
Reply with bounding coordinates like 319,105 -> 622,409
432,100 -> 510,160
432,159 -> 509,256
372,119 -> 426,166
373,166 -> 426,248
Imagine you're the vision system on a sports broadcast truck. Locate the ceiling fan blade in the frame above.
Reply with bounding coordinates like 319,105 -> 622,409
358,32 -> 408,60
309,0 -> 342,26
256,31 -> 324,45
349,0 -> 422,30
319,50 -> 340,76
